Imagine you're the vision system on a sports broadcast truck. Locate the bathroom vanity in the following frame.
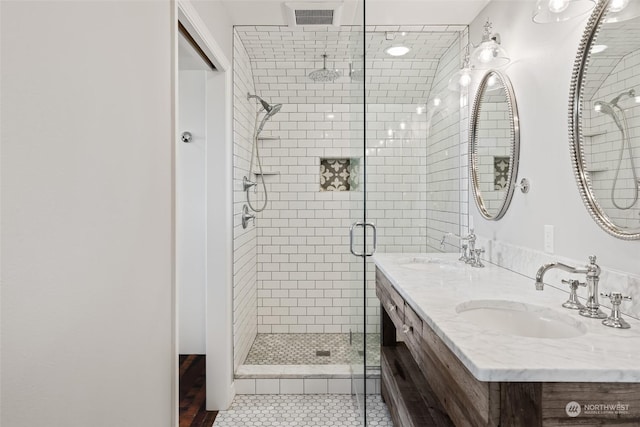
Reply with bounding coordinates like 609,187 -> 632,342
374,253 -> 640,426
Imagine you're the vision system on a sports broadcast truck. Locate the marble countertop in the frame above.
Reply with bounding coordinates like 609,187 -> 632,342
373,253 -> 640,382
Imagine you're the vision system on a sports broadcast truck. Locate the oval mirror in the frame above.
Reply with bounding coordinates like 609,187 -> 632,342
570,0 -> 640,239
470,70 -> 520,220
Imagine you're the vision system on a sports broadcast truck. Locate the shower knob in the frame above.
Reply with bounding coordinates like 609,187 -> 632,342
181,131 -> 193,143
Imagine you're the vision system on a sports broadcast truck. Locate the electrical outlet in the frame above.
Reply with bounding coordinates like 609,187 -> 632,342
544,225 -> 554,254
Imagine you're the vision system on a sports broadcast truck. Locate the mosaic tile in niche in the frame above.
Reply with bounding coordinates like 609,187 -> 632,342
494,156 -> 510,190
321,158 -> 351,191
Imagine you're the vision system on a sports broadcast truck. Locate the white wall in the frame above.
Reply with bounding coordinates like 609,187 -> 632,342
1,1 -> 174,425
190,0 -> 233,61
178,70 -> 207,354
469,1 -> 640,276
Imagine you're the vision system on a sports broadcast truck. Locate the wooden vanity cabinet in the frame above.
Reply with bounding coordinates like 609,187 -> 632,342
376,267 -> 640,427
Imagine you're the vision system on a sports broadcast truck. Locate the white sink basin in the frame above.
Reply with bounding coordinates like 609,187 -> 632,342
455,300 -> 587,339
398,256 -> 462,272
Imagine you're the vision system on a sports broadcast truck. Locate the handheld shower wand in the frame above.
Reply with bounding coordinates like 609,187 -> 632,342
247,93 -> 280,114
609,89 -> 635,107
594,89 -> 639,210
244,93 -> 284,213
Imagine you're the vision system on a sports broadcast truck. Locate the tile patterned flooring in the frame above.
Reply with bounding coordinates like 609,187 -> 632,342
212,394 -> 393,427
244,333 -> 381,366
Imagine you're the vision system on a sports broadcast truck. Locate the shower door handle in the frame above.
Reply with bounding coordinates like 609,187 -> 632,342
349,221 -> 364,257
349,221 -> 377,257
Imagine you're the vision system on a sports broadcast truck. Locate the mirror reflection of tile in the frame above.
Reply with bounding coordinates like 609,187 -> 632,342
494,156 -> 510,190
320,158 -> 351,191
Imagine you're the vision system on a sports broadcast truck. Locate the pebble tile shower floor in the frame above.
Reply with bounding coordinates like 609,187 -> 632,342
212,395 -> 393,427
244,333 -> 381,366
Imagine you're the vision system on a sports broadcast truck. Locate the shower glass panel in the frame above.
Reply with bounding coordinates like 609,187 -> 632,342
362,23 -> 467,419
347,1 -> 367,423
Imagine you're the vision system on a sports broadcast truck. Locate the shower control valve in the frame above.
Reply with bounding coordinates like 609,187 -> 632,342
241,205 -> 256,229
243,176 -> 257,191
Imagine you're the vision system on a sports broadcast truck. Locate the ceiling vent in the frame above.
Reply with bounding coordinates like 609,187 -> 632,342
284,2 -> 343,27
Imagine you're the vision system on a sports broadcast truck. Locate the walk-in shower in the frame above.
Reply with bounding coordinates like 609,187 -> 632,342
231,23 -> 466,422
242,93 -> 283,218
595,88 -> 639,210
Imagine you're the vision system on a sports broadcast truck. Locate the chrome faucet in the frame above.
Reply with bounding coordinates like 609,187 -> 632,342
440,229 -> 483,267
535,255 -> 606,319
535,262 -> 586,291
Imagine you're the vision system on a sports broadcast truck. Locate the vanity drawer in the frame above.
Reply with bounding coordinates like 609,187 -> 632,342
402,301 -> 423,359
376,268 -> 405,327
419,320 -> 500,427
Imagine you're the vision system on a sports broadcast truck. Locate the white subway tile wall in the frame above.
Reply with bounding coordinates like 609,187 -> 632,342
475,90 -> 511,214
233,26 -> 468,344
426,30 -> 469,250
233,31 -> 259,370
235,26 -> 463,105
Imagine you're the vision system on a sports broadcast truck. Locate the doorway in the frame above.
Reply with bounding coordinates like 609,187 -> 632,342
175,0 -> 234,423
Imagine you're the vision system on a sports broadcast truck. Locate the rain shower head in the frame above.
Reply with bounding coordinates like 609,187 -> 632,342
309,54 -> 340,82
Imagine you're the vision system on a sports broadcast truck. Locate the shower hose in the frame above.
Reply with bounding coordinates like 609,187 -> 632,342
245,108 -> 269,212
610,105 -> 639,210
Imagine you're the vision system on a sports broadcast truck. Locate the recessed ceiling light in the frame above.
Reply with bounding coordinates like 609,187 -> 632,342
592,44 -> 608,53
385,45 -> 410,57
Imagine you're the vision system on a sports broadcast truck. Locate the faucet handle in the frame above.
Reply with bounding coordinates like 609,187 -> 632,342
472,248 -> 485,268
459,244 -> 468,261
561,279 -> 586,310
600,292 -> 632,304
600,292 -> 632,329
561,279 -> 586,288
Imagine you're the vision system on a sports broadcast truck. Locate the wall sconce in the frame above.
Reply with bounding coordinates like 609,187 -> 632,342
603,0 -> 640,23
469,20 -> 510,70
532,0 -> 595,23
448,47 -> 473,91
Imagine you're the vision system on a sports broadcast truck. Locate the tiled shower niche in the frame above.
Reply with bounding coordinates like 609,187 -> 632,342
320,158 -> 359,191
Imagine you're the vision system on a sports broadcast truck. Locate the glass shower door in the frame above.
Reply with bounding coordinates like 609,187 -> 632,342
346,0 -> 368,424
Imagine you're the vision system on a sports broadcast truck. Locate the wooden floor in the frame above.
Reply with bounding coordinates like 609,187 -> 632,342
179,355 -> 218,427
